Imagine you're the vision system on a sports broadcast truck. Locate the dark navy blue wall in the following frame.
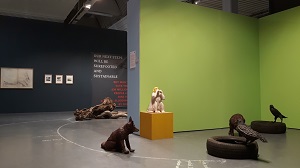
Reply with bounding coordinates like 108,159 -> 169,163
0,15 -> 127,113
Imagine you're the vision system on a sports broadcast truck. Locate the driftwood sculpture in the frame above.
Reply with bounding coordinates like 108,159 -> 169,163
74,97 -> 127,121
101,117 -> 139,154
147,87 -> 165,112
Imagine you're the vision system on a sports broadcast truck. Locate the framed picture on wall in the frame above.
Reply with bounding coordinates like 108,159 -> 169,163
55,75 -> 63,84
1,67 -> 33,89
44,74 -> 52,84
66,75 -> 73,84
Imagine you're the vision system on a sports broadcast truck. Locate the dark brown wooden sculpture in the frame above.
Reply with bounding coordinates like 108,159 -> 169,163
229,113 -> 245,136
74,97 -> 127,121
101,117 -> 139,154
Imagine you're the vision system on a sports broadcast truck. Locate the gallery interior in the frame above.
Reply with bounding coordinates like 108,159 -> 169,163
1,0 -> 300,168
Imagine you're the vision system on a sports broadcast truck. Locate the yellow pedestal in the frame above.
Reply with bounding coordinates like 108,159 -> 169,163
140,112 -> 173,140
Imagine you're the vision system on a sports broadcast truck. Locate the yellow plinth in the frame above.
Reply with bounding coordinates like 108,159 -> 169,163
140,112 -> 173,140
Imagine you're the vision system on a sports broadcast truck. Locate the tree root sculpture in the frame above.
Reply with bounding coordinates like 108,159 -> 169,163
74,97 -> 127,121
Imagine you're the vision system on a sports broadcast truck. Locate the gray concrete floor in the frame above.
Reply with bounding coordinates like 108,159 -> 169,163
0,111 -> 298,168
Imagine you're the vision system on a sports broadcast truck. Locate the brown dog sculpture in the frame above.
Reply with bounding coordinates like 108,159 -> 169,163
101,117 -> 139,154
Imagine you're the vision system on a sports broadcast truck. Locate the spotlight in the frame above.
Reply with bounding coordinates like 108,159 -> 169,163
85,3 -> 91,9
194,0 -> 201,4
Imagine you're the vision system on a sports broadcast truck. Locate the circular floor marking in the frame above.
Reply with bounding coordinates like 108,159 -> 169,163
0,118 -> 227,168
56,121 -> 227,168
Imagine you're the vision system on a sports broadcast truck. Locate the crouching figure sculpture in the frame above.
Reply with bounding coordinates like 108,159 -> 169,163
101,117 -> 139,154
147,87 -> 165,113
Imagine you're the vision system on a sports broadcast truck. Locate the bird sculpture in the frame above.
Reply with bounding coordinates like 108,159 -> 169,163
269,105 -> 287,123
236,119 -> 267,145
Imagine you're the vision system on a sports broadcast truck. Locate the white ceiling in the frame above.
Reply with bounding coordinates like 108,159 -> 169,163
0,0 -> 78,22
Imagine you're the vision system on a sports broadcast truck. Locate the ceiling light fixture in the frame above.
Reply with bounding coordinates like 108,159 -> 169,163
85,4 -> 91,9
194,0 -> 201,5
86,11 -> 113,17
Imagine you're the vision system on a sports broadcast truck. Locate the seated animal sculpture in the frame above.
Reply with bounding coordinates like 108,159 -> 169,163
228,113 -> 245,136
101,117 -> 139,154
147,87 -> 165,112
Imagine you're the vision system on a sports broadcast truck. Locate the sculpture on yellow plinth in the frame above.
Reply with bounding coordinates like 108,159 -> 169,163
147,87 -> 165,113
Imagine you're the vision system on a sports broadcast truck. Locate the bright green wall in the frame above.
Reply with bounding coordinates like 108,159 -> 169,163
140,0 -> 261,132
259,7 -> 300,129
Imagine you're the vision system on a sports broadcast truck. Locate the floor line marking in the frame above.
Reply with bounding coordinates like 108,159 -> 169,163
57,122 -> 108,154
2,118 -> 227,166
0,119 -> 70,127
56,122 -> 226,165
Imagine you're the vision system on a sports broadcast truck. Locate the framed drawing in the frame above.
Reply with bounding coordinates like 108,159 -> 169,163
44,74 -> 52,84
66,75 -> 73,84
55,75 -> 63,84
1,67 -> 33,89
